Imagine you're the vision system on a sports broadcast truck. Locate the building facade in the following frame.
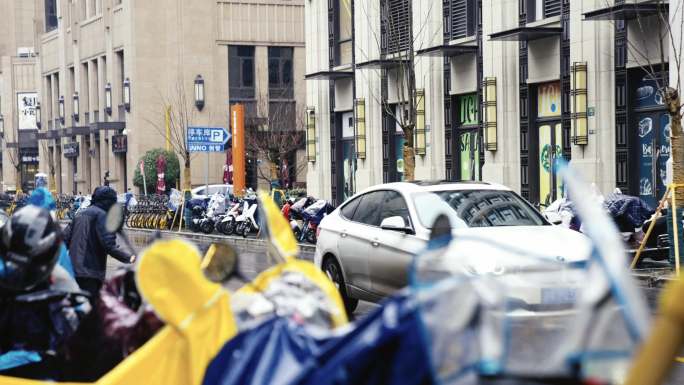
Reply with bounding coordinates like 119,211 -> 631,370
1,0 -> 306,194
305,0 -> 677,208
0,0 -> 42,192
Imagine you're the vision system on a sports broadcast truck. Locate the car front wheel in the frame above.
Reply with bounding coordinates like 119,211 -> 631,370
322,257 -> 358,315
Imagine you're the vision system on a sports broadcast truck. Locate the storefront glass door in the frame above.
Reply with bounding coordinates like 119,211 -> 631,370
536,82 -> 562,207
459,131 -> 480,180
635,112 -> 670,207
538,123 -> 562,207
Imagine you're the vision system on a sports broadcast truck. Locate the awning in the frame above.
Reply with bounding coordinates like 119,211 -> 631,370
90,121 -> 125,133
584,3 -> 668,21
356,59 -> 406,69
416,44 -> 477,57
305,70 -> 353,80
65,126 -> 91,136
18,130 -> 38,148
489,26 -> 562,41
37,130 -> 60,140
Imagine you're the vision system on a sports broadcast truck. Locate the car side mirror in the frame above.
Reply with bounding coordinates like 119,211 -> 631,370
543,211 -> 563,225
380,216 -> 411,233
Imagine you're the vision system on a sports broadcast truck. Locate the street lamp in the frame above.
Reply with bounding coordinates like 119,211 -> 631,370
123,77 -> 131,112
105,82 -> 112,116
194,75 -> 205,111
73,92 -> 79,123
36,102 -> 41,129
58,96 -> 65,125
483,77 -> 497,151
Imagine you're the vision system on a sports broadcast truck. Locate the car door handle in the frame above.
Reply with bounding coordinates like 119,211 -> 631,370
340,231 -> 347,238
371,240 -> 379,248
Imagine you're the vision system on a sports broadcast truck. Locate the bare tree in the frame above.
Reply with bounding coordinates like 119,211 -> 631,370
6,145 -> 21,193
39,141 -> 57,191
144,79 -> 197,190
356,0 -> 440,181
245,94 -> 306,187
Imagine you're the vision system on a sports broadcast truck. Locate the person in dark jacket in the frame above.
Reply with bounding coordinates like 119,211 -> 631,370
64,186 -> 135,298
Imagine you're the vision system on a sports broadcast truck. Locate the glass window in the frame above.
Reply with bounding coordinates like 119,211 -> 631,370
340,196 -> 361,220
413,189 -> 547,228
229,46 -> 255,100
352,191 -> 384,226
45,0 -> 58,32
268,47 -> 293,99
195,188 -> 206,196
379,191 -> 410,227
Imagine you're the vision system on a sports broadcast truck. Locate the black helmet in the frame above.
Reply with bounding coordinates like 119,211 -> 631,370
0,205 -> 62,292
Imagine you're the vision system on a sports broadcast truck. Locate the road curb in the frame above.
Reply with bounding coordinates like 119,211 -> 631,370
121,226 -> 317,254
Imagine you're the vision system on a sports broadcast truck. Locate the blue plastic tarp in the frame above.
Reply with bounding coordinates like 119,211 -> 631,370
203,294 -> 434,385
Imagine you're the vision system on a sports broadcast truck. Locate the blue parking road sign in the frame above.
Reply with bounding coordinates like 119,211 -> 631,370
187,126 -> 231,152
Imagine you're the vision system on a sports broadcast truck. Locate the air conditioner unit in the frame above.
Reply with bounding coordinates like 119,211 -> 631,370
17,47 -> 35,58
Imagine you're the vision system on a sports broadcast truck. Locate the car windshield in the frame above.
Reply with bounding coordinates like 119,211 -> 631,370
413,189 -> 547,228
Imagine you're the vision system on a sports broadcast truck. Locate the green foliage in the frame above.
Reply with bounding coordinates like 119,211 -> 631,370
133,148 -> 180,193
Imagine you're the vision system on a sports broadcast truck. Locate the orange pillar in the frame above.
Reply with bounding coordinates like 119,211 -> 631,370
231,104 -> 246,197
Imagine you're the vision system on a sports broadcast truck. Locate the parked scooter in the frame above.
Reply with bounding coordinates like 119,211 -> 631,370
235,197 -> 259,238
288,196 -> 315,239
216,199 -> 241,235
299,199 -> 333,244
195,193 -> 226,234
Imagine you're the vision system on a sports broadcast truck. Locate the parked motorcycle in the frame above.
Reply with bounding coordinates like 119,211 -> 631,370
288,196 -> 314,239
299,199 -> 333,244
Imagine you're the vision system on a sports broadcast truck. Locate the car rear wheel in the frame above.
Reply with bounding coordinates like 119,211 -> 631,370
322,257 -> 358,315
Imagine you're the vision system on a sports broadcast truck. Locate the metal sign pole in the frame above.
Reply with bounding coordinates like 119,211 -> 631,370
205,151 -> 209,194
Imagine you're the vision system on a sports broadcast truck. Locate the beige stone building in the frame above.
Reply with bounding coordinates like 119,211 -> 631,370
306,0 -> 678,209
3,0 -> 305,194
0,0 -> 42,192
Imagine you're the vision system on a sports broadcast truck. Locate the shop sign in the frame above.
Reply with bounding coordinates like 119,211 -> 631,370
458,93 -> 479,126
17,92 -> 38,130
63,142 -> 79,158
537,82 -> 561,118
112,134 -> 128,153
21,155 -> 39,164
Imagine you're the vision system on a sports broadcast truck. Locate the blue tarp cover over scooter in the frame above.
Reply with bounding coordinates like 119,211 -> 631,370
202,293 -> 433,385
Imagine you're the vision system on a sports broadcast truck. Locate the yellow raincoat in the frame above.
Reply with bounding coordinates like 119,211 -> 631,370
0,239 -> 237,385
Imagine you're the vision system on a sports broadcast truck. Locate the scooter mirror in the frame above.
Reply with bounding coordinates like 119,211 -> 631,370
201,243 -> 239,283
105,203 -> 125,233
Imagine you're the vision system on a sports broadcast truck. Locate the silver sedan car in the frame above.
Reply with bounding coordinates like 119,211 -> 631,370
314,181 -> 590,313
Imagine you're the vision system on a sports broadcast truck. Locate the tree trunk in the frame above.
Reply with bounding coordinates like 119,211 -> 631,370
667,88 -> 684,206
15,166 -> 22,194
403,125 -> 416,181
403,144 -> 416,181
49,167 -> 57,194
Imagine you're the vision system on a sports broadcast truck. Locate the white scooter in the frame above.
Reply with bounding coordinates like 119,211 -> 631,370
217,201 -> 241,235
235,199 -> 259,238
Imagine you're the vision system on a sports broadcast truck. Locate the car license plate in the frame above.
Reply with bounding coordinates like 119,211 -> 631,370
541,288 -> 577,305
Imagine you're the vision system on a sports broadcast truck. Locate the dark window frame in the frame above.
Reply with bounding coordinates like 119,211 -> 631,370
525,0 -> 561,23
333,0 -> 353,66
229,45 -> 256,100
449,0 -> 477,40
45,0 -> 58,32
268,47 -> 294,100
381,0 -> 411,55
